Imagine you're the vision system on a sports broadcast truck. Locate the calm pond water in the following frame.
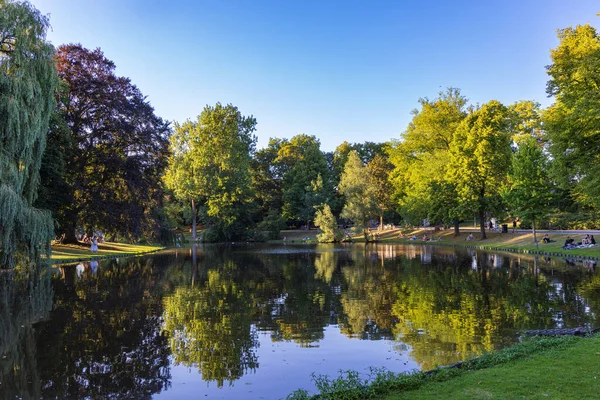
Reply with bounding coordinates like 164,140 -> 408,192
1,243 -> 599,399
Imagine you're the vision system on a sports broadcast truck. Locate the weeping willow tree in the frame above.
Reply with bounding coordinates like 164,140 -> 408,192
0,1 -> 57,268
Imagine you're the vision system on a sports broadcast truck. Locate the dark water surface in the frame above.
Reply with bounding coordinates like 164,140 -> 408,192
1,244 -> 599,399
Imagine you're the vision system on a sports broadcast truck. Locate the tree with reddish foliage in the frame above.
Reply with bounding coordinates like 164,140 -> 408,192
41,44 -> 170,243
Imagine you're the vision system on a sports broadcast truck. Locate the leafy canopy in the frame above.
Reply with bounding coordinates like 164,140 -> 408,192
0,0 -> 57,267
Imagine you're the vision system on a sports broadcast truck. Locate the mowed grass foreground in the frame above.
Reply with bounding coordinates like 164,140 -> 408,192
286,335 -> 600,400
385,334 -> 600,400
49,242 -> 164,264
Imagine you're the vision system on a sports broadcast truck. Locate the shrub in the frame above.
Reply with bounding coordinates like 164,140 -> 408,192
315,204 -> 343,243
256,209 -> 286,240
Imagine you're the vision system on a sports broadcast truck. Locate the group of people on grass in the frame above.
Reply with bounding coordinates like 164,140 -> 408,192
562,234 -> 596,249
405,233 -> 440,242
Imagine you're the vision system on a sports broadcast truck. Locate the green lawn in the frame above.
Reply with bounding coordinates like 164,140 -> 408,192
385,335 -> 600,400
48,242 -> 164,264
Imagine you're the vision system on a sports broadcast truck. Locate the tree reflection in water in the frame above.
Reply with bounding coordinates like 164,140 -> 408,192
1,256 -> 173,399
163,246 -> 259,387
0,265 -> 52,398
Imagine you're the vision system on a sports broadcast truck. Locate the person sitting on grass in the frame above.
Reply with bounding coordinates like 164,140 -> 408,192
409,235 -> 417,240
466,233 -> 474,241
582,235 -> 591,245
592,235 -> 596,245
542,234 -> 550,244
563,237 -> 575,248
422,234 -> 429,241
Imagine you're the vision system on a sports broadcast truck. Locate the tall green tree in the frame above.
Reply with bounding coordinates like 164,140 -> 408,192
164,103 -> 257,241
278,134 -> 330,227
448,100 -> 512,239
367,152 -> 394,231
249,138 -> 286,217
504,136 -> 553,242
388,88 -> 467,234
0,0 -> 57,268
339,151 -> 378,241
50,44 -> 171,243
544,24 -> 600,209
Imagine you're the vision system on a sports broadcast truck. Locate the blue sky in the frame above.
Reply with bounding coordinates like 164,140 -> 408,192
33,0 -> 599,151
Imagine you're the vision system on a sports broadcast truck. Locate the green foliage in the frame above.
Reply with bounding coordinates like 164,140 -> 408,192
315,204 -> 343,243
34,106 -> 73,230
164,103 -> 257,241
279,135 -> 331,225
388,88 -> 467,231
249,138 -> 287,215
509,100 -> 543,146
448,100 -> 512,238
339,151 -> 378,239
0,0 -> 58,267
254,208 -> 286,241
544,212 -> 600,230
504,136 -> 553,240
545,24 -> 600,210
367,152 -> 394,227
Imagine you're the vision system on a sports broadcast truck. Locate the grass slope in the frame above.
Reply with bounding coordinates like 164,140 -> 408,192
353,228 -> 600,258
387,335 -> 600,400
286,335 -> 600,399
49,242 -> 164,264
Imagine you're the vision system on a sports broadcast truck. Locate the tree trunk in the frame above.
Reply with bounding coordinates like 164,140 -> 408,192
379,215 -> 383,231
191,199 -> 197,240
532,217 -> 537,243
453,217 -> 460,236
479,207 -> 487,239
63,223 -> 79,244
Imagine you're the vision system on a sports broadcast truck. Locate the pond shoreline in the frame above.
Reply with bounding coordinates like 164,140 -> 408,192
305,227 -> 600,262
48,243 -> 166,265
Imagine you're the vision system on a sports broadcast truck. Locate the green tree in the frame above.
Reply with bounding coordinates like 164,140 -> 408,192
164,103 -> 257,241
339,151 -> 378,241
0,0 -> 57,268
34,105 -> 73,234
249,138 -> 286,216
367,152 -> 394,231
448,100 -> 512,239
278,134 -> 330,227
388,88 -> 467,234
314,204 -> 342,243
504,137 -> 553,242
544,24 -> 600,209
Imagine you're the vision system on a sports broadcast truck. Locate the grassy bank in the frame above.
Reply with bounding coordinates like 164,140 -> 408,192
351,228 -> 600,259
49,242 -> 165,265
286,334 -> 600,400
